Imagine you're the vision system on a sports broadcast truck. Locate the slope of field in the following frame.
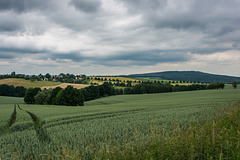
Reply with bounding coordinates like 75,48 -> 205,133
1,88 -> 240,159
0,96 -> 24,104
0,78 -> 61,88
41,83 -> 90,90
0,78 -> 90,90
128,71 -> 240,83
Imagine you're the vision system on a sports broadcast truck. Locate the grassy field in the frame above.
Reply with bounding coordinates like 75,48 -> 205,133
0,78 -> 61,88
40,83 -> 90,90
0,88 -> 240,159
0,78 -> 90,90
0,96 -> 24,104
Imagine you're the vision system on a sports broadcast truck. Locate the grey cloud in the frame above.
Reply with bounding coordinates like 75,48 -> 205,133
49,49 -> 191,67
118,0 -> 167,14
119,0 -> 240,38
0,47 -> 49,55
0,12 -> 23,32
50,53 -> 87,62
0,0 -> 25,12
0,20 -> 22,32
232,41 -> 240,48
69,0 -> 102,13
0,0 -> 56,13
0,52 -> 15,59
112,50 -> 189,63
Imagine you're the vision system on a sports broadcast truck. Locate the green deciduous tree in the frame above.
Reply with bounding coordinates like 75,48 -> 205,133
50,87 -> 62,105
24,88 -> 41,104
55,85 -> 84,106
34,89 -> 52,105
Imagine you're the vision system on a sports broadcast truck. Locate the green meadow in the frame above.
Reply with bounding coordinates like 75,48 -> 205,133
0,88 -> 240,159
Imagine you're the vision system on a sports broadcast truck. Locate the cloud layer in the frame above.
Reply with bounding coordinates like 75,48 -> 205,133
1,0 -> 240,76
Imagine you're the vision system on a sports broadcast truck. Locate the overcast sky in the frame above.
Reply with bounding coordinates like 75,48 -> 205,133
1,0 -> 240,76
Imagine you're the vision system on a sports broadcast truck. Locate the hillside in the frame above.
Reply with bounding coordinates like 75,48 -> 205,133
0,78 -> 61,88
0,78 -> 90,89
128,71 -> 240,83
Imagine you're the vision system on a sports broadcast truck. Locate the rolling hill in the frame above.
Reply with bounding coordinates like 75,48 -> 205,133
0,78 -> 90,89
127,71 -> 240,83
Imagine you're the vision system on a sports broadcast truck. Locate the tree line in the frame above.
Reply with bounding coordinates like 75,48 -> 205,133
23,82 -> 225,106
0,84 -> 26,97
24,82 -> 122,106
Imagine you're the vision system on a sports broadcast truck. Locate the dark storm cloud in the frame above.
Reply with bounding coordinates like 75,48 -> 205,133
0,18 -> 22,32
0,0 -> 56,13
0,11 -> 24,33
120,0 -> 240,38
112,50 -> 189,63
69,0 -> 102,13
0,52 -> 15,59
49,49 -> 191,67
0,0 -> 25,12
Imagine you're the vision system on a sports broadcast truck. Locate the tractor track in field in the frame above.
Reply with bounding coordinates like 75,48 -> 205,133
8,108 -> 147,133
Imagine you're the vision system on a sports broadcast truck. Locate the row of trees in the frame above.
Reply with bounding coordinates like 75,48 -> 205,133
0,84 -> 26,97
123,83 -> 224,94
81,82 -> 124,101
24,82 -> 121,106
0,72 -> 87,84
24,82 -> 225,106
24,86 -> 84,106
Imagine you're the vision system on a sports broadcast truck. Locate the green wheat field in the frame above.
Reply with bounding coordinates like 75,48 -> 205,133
1,88 -> 240,159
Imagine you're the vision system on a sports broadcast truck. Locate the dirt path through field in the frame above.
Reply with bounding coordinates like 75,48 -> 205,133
41,83 -> 90,90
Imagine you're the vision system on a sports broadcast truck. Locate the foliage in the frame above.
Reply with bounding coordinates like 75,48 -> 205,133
125,82 -> 224,94
49,87 -> 62,105
24,87 -> 41,104
55,85 -> 84,106
206,82 -> 225,89
81,82 -> 123,101
0,84 -> 26,97
34,89 -> 52,105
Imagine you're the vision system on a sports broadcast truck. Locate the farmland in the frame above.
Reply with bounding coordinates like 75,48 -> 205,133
1,88 -> 240,159
0,78 -> 90,90
88,76 -> 141,85
0,78 -> 61,88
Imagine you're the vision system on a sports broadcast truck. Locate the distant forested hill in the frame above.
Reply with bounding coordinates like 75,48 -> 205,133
127,71 -> 240,83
